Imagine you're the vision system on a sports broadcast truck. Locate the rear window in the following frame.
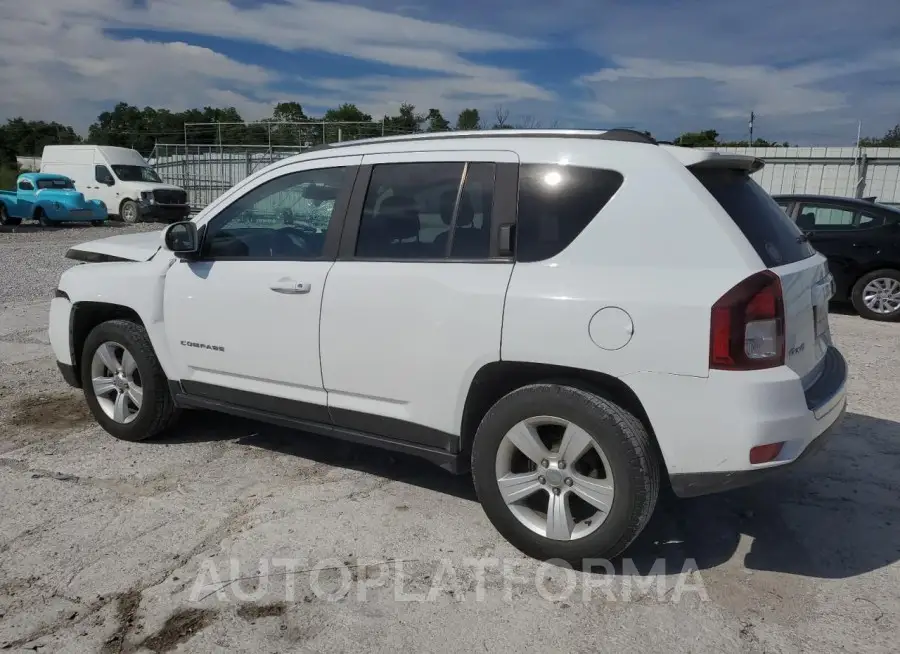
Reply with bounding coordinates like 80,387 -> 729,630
693,169 -> 815,267
516,164 -> 624,262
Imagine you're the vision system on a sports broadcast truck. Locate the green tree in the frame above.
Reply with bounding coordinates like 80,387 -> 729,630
673,129 -> 719,147
321,103 -> 377,142
456,108 -> 481,130
1,117 -> 81,158
860,124 -> 900,147
425,108 -> 450,132
267,102 -> 309,146
383,103 -> 423,136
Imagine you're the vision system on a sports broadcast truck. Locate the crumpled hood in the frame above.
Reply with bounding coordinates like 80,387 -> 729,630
65,229 -> 164,263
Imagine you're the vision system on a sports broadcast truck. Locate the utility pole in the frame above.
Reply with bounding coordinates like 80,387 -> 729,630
749,111 -> 755,145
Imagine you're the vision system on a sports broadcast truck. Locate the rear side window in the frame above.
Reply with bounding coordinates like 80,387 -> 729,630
516,165 -> 624,262
693,169 -> 814,267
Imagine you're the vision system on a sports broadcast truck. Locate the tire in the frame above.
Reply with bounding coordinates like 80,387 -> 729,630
0,204 -> 21,226
851,269 -> 900,322
120,199 -> 140,223
35,208 -> 53,227
91,220 -> 105,227
80,319 -> 180,442
471,384 -> 659,564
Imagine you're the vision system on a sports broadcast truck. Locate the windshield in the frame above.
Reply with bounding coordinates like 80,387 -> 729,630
37,178 -> 74,190
112,165 -> 162,183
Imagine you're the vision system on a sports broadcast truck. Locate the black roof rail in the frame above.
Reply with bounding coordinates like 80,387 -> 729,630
593,129 -> 658,145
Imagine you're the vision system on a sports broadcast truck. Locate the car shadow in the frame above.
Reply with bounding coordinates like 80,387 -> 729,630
160,410 -> 900,579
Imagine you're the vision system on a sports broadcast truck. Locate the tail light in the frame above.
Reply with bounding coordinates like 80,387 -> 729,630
710,270 -> 784,371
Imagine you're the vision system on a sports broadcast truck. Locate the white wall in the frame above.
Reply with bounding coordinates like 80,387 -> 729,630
702,147 -> 900,204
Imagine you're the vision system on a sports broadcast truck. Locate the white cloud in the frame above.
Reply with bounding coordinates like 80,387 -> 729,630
0,0 -> 552,132
576,51 -> 900,143
0,9 -> 279,129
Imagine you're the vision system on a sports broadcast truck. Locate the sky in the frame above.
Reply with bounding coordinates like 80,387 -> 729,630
1,0 -> 899,144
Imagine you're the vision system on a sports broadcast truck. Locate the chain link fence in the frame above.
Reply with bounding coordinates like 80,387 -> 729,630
148,120 -> 417,210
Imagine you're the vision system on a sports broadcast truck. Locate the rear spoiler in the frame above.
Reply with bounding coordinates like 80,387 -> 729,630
660,146 -> 765,173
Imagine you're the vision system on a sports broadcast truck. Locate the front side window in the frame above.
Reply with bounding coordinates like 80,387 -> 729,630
112,165 -> 162,183
95,165 -> 114,185
356,162 -> 499,260
17,180 -> 34,191
203,166 -> 350,259
796,204 -> 856,231
516,164 -> 624,262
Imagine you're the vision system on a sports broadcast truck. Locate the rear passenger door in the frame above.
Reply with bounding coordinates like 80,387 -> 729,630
795,202 -> 860,291
319,151 -> 519,451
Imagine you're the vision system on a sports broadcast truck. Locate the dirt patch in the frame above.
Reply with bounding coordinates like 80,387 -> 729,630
5,393 -> 92,430
100,589 -> 142,654
138,608 -> 216,653
236,602 -> 286,621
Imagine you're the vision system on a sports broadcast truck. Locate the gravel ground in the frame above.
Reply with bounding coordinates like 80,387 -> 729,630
1,223 -> 898,653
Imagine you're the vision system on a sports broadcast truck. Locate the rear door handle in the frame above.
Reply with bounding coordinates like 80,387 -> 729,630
270,279 -> 311,294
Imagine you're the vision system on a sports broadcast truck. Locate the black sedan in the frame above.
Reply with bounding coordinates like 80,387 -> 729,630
772,193 -> 900,321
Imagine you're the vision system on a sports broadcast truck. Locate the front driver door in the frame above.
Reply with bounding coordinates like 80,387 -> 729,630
163,155 -> 361,415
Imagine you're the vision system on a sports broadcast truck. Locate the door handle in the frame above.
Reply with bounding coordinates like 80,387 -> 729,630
269,279 -> 311,294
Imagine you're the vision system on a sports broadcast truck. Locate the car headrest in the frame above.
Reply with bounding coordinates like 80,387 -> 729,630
438,190 -> 476,227
797,212 -> 816,230
378,195 -> 420,241
456,194 -> 475,227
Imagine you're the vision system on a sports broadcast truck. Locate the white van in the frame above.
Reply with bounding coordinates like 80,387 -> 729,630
40,145 -> 190,223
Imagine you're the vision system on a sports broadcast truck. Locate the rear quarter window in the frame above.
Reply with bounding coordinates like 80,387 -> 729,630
516,164 -> 624,262
693,169 -> 815,267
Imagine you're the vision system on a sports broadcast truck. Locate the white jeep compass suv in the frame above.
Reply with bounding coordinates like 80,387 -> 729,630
49,129 -> 847,562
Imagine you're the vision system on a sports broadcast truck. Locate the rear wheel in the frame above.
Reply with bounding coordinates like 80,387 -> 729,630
81,319 -> 180,441
851,269 -> 900,321
471,383 -> 659,564
0,204 -> 20,226
120,199 -> 139,224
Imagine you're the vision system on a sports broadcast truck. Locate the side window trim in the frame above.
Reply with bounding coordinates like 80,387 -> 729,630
337,156 -> 519,263
441,162 -> 469,259
196,163 -> 360,262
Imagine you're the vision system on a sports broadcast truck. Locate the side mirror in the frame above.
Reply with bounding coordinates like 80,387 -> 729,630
163,221 -> 199,257
103,177 -> 115,186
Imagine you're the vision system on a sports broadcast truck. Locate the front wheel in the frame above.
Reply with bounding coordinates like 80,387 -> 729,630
80,319 -> 180,441
851,269 -> 900,321
36,209 -> 53,227
120,199 -> 140,223
471,384 -> 659,564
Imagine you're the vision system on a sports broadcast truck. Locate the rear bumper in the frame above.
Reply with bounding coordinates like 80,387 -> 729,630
140,204 -> 191,222
670,399 -> 845,497
625,347 -> 848,497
